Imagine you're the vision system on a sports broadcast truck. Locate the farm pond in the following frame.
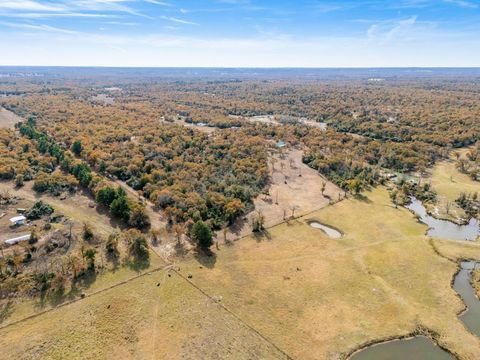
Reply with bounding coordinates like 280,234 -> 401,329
308,221 -> 342,238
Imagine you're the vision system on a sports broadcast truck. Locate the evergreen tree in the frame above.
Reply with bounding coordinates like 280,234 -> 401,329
191,220 -> 213,249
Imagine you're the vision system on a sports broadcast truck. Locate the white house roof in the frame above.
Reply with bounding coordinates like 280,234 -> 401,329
4,234 -> 30,245
9,215 -> 26,223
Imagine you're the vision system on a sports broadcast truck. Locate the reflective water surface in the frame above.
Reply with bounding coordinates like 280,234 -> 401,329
454,261 -> 480,336
350,336 -> 454,360
405,197 -> 479,241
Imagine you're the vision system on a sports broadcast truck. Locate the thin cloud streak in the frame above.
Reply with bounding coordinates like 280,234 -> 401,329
159,15 -> 198,25
444,0 -> 478,8
0,21 -> 80,34
0,0 -> 64,11
0,12 -> 120,18
144,0 -> 171,6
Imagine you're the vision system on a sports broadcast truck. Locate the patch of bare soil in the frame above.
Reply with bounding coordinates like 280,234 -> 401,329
237,114 -> 327,130
159,117 -> 216,134
247,115 -> 279,126
223,148 -> 344,241
0,107 -> 22,129
89,94 -> 115,105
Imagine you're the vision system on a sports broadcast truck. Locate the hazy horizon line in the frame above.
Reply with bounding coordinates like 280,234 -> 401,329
1,65 -> 480,69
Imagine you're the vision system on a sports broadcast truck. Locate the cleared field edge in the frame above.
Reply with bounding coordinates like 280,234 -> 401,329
1,221 -> 294,358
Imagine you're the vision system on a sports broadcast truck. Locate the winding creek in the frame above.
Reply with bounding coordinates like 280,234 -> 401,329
454,261 -> 480,336
351,198 -> 480,359
405,197 -> 479,241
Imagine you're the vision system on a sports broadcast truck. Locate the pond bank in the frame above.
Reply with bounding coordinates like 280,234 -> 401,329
307,220 -> 343,238
349,335 -> 454,360
406,197 -> 479,241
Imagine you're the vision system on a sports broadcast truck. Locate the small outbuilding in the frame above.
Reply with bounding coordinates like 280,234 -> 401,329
4,234 -> 31,246
9,215 -> 27,226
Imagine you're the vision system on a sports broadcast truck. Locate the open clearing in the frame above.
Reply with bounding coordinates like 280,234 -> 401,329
226,148 -> 343,240
0,107 -> 22,128
426,159 -> 480,222
2,187 -> 480,359
159,117 -> 216,134
0,181 -> 121,240
239,115 -> 328,130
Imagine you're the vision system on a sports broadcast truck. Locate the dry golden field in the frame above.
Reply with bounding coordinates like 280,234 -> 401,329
2,186 -> 480,359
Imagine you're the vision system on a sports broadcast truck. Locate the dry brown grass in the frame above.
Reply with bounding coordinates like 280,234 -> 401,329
433,238 -> 480,261
426,159 -> 480,222
0,268 -> 287,360
473,270 -> 480,297
226,148 -> 343,241
159,117 -> 217,134
180,187 -> 480,359
2,187 -> 480,359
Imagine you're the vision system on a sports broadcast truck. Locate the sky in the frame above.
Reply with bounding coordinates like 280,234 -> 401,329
0,0 -> 479,67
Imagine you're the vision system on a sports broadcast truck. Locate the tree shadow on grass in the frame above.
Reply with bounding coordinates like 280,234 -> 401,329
194,248 -> 217,269
36,287 -> 67,309
252,229 -> 272,242
224,238 -> 235,247
106,252 -> 121,272
354,193 -> 372,203
262,197 -> 273,205
74,268 -> 98,290
94,203 -> 125,230
35,269 -> 98,309
174,241 -> 188,258
285,219 -> 303,227
46,286 -> 68,307
124,256 -> 150,273
0,301 -> 14,324
228,216 -> 249,238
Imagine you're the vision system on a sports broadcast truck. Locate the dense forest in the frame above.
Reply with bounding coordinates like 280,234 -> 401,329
0,69 -> 479,302
1,71 -> 479,227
